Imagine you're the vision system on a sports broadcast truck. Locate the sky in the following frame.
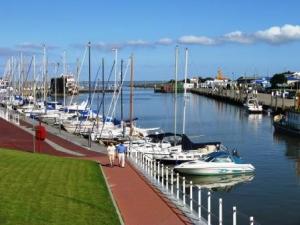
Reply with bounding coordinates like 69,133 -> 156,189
1,0 -> 300,80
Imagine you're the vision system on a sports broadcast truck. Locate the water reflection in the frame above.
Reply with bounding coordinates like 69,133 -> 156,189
273,132 -> 300,159
247,114 -> 263,127
273,132 -> 300,176
185,174 -> 254,192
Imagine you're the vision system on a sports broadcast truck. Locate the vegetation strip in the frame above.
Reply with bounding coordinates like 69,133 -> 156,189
0,148 -> 120,225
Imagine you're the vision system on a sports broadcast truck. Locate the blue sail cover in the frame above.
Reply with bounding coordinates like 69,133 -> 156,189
181,134 -> 221,151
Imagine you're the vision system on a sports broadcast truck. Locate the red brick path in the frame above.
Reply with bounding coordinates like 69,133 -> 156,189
0,118 -> 191,225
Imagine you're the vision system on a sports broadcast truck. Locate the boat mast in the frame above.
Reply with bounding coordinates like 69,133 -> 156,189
55,62 -> 59,103
174,46 -> 179,144
121,59 -> 124,137
19,53 -> 22,95
102,58 -> 105,120
182,48 -> 188,134
88,41 -> 91,107
43,45 -> 47,102
33,55 -> 36,103
63,51 -> 67,107
129,54 -> 134,136
113,48 -> 118,92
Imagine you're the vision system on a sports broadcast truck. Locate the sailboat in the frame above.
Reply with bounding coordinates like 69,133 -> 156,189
152,48 -> 221,163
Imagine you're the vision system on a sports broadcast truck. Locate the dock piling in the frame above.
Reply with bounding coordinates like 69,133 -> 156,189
250,216 -> 254,225
189,181 -> 193,212
208,191 -> 211,225
219,198 -> 223,225
176,173 -> 179,200
183,177 -> 186,206
171,170 -> 174,194
166,167 -> 169,191
233,206 -> 237,225
198,187 -> 202,220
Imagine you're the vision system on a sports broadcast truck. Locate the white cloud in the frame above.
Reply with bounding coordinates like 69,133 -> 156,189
178,35 -> 216,45
156,38 -> 173,45
126,40 -> 151,47
70,25 -> 300,51
223,31 -> 254,44
16,42 -> 59,50
255,24 -> 300,43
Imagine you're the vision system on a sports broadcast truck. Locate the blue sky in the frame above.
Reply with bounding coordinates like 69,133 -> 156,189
1,0 -> 300,80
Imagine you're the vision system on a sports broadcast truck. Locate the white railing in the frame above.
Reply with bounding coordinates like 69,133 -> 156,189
128,151 -> 259,225
0,107 -> 20,125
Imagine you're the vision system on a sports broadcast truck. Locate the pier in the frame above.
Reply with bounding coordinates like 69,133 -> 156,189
191,87 -> 297,111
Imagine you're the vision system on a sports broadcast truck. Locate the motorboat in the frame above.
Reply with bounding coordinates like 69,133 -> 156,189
174,150 -> 255,175
244,97 -> 263,113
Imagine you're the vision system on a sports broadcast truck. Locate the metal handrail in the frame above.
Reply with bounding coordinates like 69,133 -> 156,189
128,151 -> 258,225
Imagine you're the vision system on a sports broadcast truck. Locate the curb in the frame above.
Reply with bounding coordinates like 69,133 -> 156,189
99,164 -> 125,225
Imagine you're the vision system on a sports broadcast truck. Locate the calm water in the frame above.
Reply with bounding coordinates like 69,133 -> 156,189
67,89 -> 300,225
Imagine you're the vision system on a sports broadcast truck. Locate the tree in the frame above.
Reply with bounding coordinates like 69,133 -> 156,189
270,73 -> 287,88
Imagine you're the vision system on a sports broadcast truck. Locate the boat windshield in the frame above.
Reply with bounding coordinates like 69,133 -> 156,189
203,151 -> 229,162
210,155 -> 233,163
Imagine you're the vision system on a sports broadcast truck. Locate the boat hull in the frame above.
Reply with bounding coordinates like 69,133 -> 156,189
175,163 -> 255,175
273,122 -> 300,136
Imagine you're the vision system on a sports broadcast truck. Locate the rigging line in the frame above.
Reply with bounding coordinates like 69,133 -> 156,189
90,60 -> 115,133
69,46 -> 88,106
111,59 -> 130,119
22,56 -> 34,94
80,59 -> 101,133
90,61 -> 102,111
98,58 -> 129,138
106,60 -> 119,120
93,61 -> 117,135
78,60 -> 115,133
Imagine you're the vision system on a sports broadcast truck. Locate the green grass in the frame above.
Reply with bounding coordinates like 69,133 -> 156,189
0,149 -> 120,225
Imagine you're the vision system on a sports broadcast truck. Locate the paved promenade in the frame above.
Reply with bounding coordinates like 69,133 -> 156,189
0,117 -> 191,225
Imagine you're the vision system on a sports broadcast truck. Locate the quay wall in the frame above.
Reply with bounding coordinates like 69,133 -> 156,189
190,88 -> 296,111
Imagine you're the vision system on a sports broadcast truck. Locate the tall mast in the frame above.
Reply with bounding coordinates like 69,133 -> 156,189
33,55 -> 36,103
21,53 -> 24,96
129,54 -> 134,136
55,62 -> 59,103
121,59 -> 124,137
102,58 -> 105,120
113,48 -> 118,92
174,46 -> 179,143
19,53 -> 22,95
76,57 -> 80,91
43,45 -> 47,101
182,48 -> 188,134
63,51 -> 66,107
88,41 -> 91,107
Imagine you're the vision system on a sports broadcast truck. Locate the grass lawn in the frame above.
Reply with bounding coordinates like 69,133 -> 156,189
0,148 -> 120,225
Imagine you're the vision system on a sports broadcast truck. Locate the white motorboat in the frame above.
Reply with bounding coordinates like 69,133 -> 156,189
174,151 -> 255,175
244,97 -> 263,113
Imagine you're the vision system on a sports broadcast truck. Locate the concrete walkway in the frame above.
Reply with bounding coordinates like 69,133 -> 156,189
0,117 -> 191,225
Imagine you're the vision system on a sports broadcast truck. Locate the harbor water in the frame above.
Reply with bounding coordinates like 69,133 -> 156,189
67,89 -> 300,225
